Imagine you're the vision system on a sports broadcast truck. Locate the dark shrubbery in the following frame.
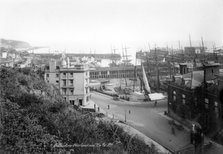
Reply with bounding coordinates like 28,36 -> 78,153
0,67 -> 157,153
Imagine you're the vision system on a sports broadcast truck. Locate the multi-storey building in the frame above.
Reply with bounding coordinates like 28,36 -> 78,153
45,59 -> 90,106
167,62 -> 222,134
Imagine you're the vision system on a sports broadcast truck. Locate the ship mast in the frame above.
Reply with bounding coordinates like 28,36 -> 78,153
189,34 -> 192,47
154,45 -> 160,92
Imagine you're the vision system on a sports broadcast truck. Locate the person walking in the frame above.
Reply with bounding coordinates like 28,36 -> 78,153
154,100 -> 157,107
171,126 -> 175,135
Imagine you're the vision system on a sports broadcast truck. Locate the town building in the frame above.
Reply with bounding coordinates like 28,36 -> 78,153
167,62 -> 222,135
0,59 -> 14,67
90,65 -> 141,79
0,51 -> 7,58
184,46 -> 206,55
44,58 -> 90,106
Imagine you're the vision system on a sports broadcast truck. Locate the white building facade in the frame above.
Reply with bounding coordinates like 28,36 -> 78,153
45,59 -> 90,106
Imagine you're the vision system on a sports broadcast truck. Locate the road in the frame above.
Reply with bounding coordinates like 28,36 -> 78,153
92,92 -> 191,152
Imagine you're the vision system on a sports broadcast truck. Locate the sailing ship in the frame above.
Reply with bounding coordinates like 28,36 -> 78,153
134,64 -> 166,101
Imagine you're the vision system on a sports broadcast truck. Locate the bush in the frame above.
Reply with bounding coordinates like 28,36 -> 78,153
0,67 -> 158,153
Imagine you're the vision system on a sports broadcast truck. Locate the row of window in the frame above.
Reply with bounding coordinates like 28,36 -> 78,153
172,91 -> 186,104
62,87 -> 89,95
62,79 -> 73,86
61,72 -> 89,77
172,90 -> 220,117
62,88 -> 74,95
62,72 -> 73,77
90,70 -> 141,76
64,98 -> 84,106
46,73 -> 72,78
69,97 -> 89,105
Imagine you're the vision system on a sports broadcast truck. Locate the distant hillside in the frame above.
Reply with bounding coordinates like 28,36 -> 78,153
0,38 -> 31,49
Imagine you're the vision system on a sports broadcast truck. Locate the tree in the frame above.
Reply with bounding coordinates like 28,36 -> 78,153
0,100 -> 57,153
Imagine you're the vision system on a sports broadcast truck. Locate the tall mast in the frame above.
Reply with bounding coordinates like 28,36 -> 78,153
212,43 -> 218,62
148,42 -> 151,52
154,45 -> 159,91
125,45 -> 128,64
121,44 -> 127,86
201,37 -> 206,61
189,34 -> 192,47
133,49 -> 138,92
178,40 -> 181,50
171,46 -> 174,76
110,45 -> 118,66
201,37 -> 205,52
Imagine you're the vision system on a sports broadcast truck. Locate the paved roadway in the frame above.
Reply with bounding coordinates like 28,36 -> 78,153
92,92 -> 191,153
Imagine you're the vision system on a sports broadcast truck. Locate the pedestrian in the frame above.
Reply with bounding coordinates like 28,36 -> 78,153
171,126 -> 175,135
94,104 -> 96,110
129,110 -> 131,114
154,100 -> 157,107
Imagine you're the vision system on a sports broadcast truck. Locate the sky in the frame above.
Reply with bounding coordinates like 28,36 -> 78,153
0,0 -> 222,54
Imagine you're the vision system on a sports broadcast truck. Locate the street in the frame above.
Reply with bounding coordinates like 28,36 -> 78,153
92,92 -> 191,152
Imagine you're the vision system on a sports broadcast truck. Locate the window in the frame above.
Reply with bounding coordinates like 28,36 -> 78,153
214,101 -> 219,117
101,71 -> 107,75
70,100 -> 75,105
56,80 -> 59,84
215,101 -> 218,108
70,73 -> 73,77
63,80 -> 66,86
63,73 -> 66,76
70,88 -> 74,95
86,87 -> 88,94
70,80 -> 73,86
205,98 -> 209,109
56,74 -> 59,78
46,74 -> 49,77
62,88 -> 66,95
182,94 -> 186,104
86,96 -> 89,102
173,91 -> 176,101
79,99 -> 83,106
56,66 -> 60,69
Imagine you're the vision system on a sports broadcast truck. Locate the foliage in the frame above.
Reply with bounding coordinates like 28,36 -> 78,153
0,100 -> 57,153
0,67 -> 157,153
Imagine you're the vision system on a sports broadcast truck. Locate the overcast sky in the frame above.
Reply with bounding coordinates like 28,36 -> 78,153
0,0 -> 222,53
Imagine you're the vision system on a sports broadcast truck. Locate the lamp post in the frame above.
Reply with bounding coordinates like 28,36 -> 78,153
125,110 -> 127,122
